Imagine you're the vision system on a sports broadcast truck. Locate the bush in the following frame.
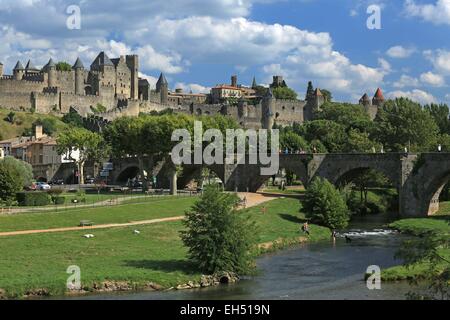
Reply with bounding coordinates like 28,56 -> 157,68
52,196 -> 66,205
303,177 -> 350,230
0,159 -> 23,203
16,192 -> 51,207
180,185 -> 257,275
47,188 -> 64,196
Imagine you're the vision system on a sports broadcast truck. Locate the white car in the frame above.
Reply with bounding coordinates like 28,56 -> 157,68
36,182 -> 51,190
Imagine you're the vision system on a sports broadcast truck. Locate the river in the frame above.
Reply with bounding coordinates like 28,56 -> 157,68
69,215 -> 420,300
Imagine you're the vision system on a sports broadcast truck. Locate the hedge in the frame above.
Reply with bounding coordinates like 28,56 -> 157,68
16,192 -> 51,207
51,196 -> 66,205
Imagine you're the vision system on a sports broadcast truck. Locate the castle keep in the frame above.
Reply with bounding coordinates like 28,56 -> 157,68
0,52 -> 383,129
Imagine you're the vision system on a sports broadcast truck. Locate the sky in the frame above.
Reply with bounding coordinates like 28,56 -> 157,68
0,0 -> 449,105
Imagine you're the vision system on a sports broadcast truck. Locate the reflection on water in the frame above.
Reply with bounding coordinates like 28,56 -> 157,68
70,215 -> 419,300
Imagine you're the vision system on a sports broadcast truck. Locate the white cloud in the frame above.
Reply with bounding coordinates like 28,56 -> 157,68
386,45 -> 415,58
393,75 -> 420,88
174,82 -> 210,94
0,0 -> 391,100
424,49 -> 450,75
420,71 -> 446,87
404,0 -> 450,26
387,89 -> 437,105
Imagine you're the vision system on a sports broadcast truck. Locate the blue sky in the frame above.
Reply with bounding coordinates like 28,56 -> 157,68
0,0 -> 449,105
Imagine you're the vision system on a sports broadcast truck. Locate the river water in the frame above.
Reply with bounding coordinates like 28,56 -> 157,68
72,215 -> 419,300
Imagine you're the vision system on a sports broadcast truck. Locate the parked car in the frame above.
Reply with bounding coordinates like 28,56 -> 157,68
49,179 -> 64,185
36,182 -> 51,190
85,178 -> 95,184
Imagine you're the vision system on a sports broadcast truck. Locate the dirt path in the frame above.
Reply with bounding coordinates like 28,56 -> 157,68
0,193 -> 280,237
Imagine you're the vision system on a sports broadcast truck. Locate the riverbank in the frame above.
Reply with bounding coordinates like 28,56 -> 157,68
381,215 -> 449,281
0,197 -> 330,299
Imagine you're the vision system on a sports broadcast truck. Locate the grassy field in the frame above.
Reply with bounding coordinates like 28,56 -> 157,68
0,108 -> 67,140
0,196 -> 198,232
382,214 -> 450,281
0,197 -> 330,298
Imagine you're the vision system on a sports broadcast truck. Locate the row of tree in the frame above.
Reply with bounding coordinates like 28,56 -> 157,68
278,98 -> 450,153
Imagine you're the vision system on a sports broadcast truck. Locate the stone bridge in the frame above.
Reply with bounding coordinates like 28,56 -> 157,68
44,153 -> 450,218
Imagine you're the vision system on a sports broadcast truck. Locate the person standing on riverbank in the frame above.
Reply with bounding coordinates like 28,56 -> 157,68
302,222 -> 310,235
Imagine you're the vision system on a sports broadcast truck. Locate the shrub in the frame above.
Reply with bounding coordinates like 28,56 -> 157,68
303,177 -> 350,230
180,185 -> 257,275
0,159 -> 23,203
47,188 -> 64,196
16,192 -> 51,207
52,196 -> 66,205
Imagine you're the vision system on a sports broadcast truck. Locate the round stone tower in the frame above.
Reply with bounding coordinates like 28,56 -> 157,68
13,61 -> 25,80
73,57 -> 85,95
262,87 -> 275,130
45,58 -> 57,88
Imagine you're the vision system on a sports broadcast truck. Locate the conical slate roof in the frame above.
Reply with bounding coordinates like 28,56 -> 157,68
156,73 -> 168,87
360,93 -> 370,101
44,58 -> 56,70
72,57 -> 84,69
252,76 -> 257,88
91,52 -> 114,69
14,61 -> 25,70
25,60 -> 39,71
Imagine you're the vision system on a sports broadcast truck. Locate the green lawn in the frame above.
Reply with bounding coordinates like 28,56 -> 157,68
0,196 -> 198,232
0,197 -> 329,298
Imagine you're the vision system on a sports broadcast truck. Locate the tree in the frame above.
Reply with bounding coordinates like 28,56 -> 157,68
1,156 -> 33,187
303,177 -> 350,230
180,185 -> 256,274
424,103 -> 450,135
302,120 -> 347,153
5,112 -> 16,124
396,229 -> 450,300
0,159 -> 23,204
343,129 -> 380,153
320,89 -> 333,102
272,86 -> 298,100
372,98 -> 439,152
62,109 -> 84,127
316,102 -> 372,132
56,61 -> 72,71
280,130 -> 309,152
57,128 -> 105,185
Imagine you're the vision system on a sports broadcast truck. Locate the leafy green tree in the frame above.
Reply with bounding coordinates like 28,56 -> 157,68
1,156 -> 33,187
56,62 -> 72,71
424,103 -> 450,135
280,130 -> 309,152
316,102 -> 372,132
180,185 -> 256,274
343,129 -> 380,153
303,177 -> 350,230
272,86 -> 298,100
57,128 -> 105,185
5,112 -> 16,124
302,120 -> 347,153
23,118 -> 57,137
396,229 -> 450,300
0,159 -> 23,204
320,89 -> 333,102
62,109 -> 84,127
372,98 -> 439,152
